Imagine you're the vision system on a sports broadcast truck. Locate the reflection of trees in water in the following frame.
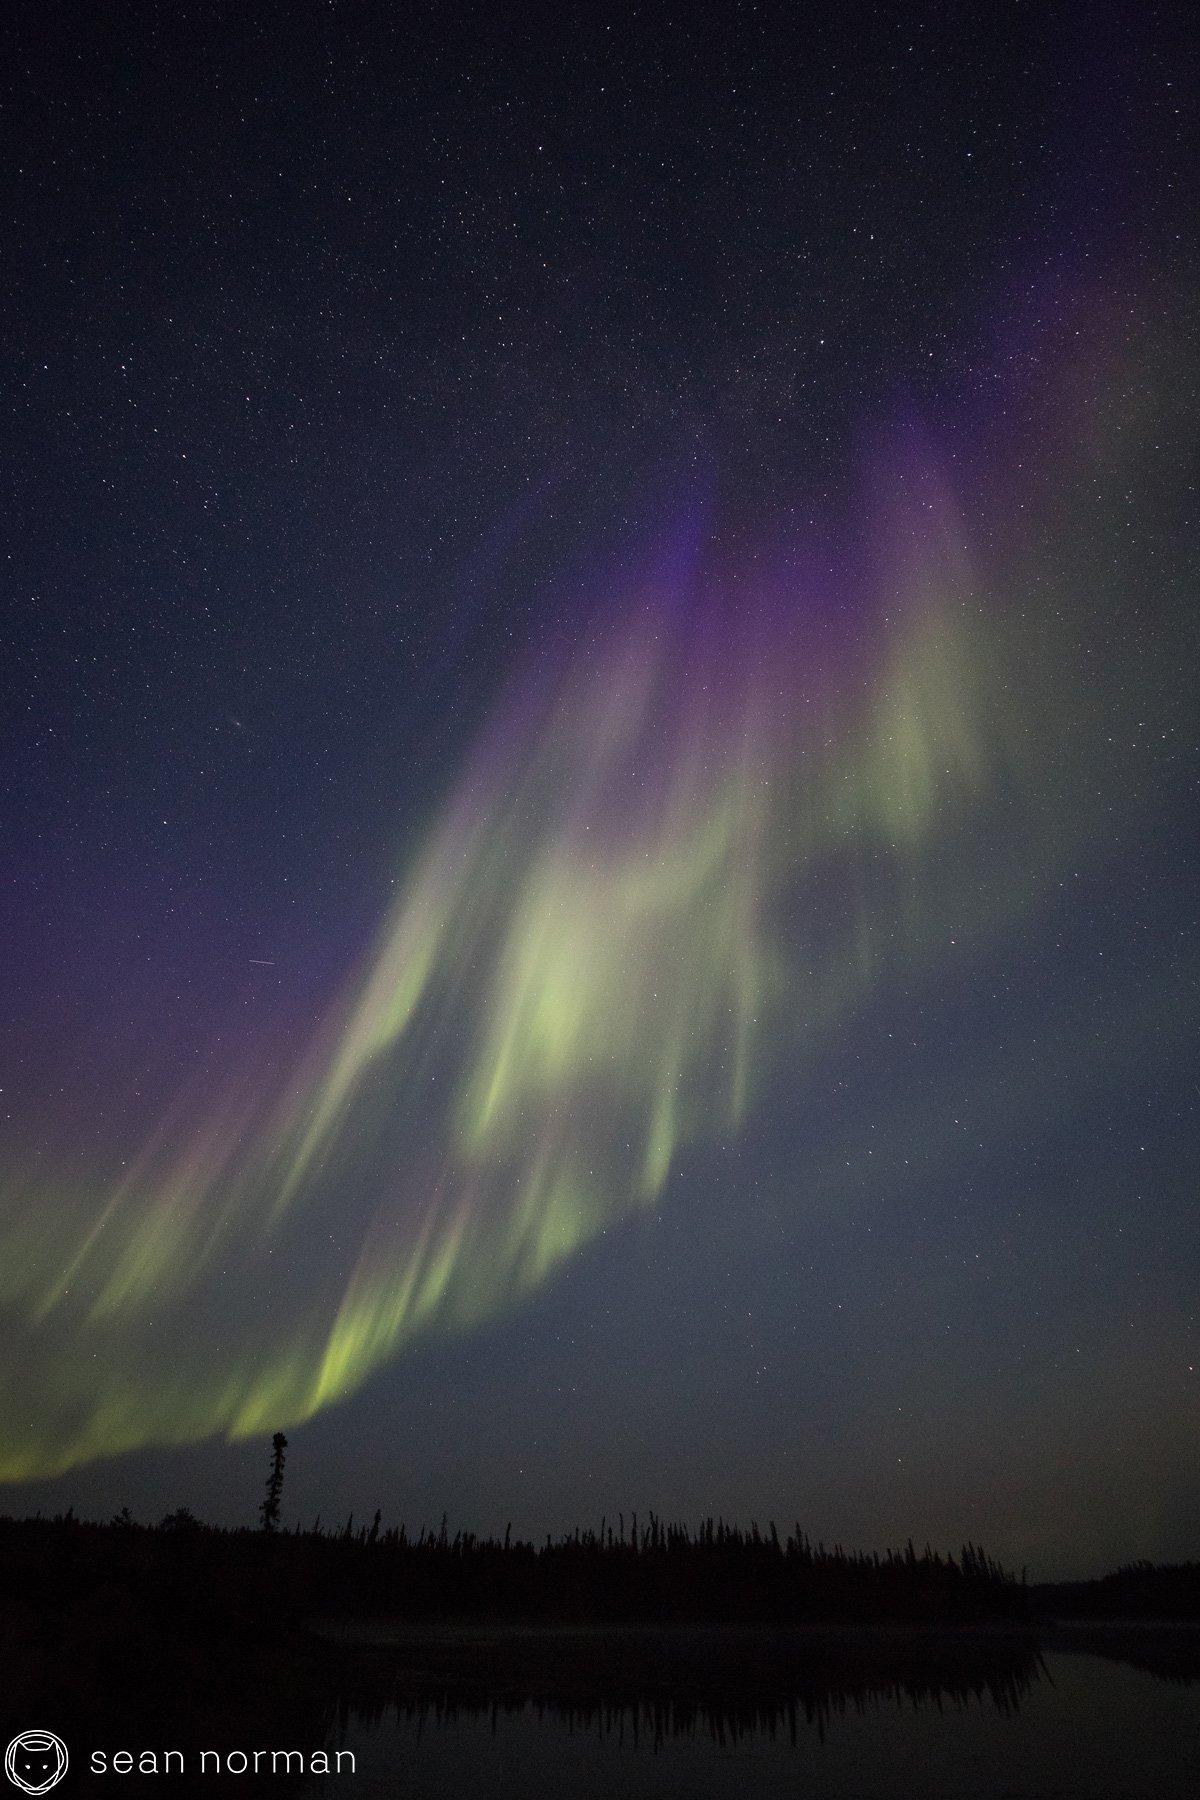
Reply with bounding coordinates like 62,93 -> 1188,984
1051,1629 -> 1200,1686
8,1513 -> 1195,1777
327,1629 -> 1049,1744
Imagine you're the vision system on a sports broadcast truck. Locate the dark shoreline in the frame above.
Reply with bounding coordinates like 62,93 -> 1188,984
5,1513 -> 1198,1761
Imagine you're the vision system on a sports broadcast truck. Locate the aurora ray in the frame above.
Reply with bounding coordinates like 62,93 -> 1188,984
1,285 -> 1190,1480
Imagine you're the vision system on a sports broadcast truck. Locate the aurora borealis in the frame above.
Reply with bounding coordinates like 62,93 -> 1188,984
2,1 -> 1197,1573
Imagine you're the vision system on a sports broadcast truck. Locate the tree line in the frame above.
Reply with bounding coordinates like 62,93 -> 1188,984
0,1502 -> 1027,1624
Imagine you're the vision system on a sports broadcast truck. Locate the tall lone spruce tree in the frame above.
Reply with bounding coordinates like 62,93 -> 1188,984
260,1431 -> 288,1532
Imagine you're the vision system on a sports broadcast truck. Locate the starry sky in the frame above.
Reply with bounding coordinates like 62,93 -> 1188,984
1,0 -> 1197,1577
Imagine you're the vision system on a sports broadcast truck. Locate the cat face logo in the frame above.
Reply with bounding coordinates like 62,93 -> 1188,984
4,1733 -> 68,1795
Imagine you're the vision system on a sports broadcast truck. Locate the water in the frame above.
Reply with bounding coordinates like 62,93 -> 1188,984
305,1633 -> 1200,1800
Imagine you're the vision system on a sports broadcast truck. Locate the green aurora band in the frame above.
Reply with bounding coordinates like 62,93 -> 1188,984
1,289 -> 1192,1478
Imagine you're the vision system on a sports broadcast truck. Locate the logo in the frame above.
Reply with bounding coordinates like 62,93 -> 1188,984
4,1733 -> 68,1795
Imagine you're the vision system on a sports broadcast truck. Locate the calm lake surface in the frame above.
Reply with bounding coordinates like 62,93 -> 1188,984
302,1627 -> 1200,1799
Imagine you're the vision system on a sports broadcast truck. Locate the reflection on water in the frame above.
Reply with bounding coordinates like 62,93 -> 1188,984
305,1628 -> 1200,1800
324,1624 -> 1045,1742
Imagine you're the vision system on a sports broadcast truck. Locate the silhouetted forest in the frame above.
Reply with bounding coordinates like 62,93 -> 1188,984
1033,1560 -> 1200,1621
0,1506 -> 1027,1630
0,1505 -> 1029,1790
3,1505 -> 1198,1790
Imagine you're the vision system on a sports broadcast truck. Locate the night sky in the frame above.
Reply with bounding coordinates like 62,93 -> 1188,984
2,1 -> 1197,1578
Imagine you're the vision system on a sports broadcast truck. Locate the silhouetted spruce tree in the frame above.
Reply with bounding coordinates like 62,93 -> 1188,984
259,1431 -> 288,1532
